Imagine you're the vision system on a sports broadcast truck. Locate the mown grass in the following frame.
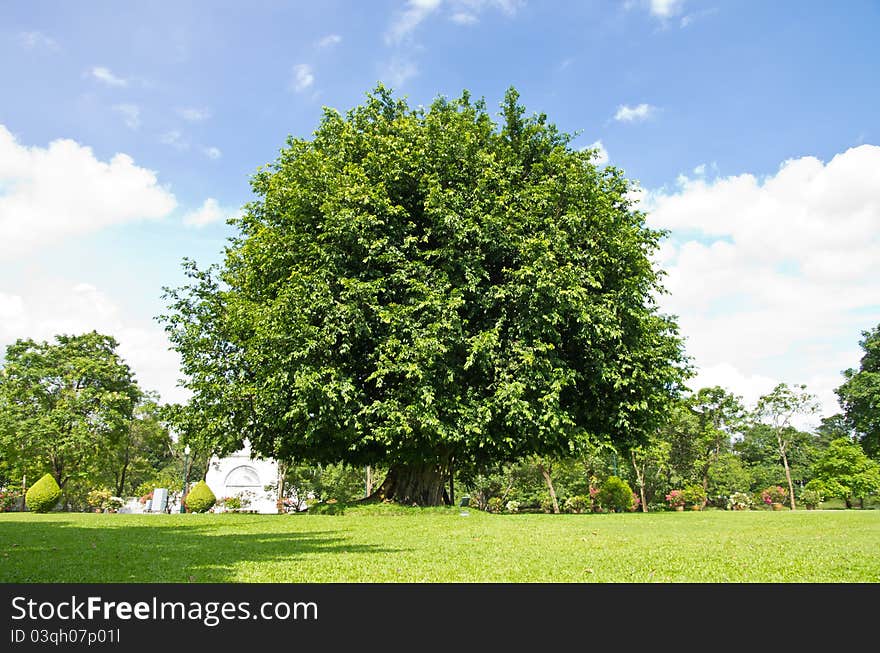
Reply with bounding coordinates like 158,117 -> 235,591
1,507 -> 878,582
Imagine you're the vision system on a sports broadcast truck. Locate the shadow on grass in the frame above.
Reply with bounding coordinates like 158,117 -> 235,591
0,516 -> 402,583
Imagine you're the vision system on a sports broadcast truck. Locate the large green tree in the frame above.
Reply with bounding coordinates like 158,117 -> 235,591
806,437 -> 880,508
0,333 -> 140,498
836,324 -> 880,458
161,86 -> 689,505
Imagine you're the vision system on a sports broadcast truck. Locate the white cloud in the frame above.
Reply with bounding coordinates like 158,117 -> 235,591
0,125 -> 177,259
159,130 -> 188,151
450,12 -> 478,24
386,0 -> 443,44
643,144 -> 880,421
614,103 -> 656,122
649,0 -> 685,18
316,34 -> 342,48
112,103 -> 141,130
203,146 -> 222,160
177,107 -> 211,122
182,197 -> 232,227
292,64 -> 315,92
90,66 -> 128,87
383,57 -> 419,87
0,282 -> 187,404
585,140 -> 609,165
18,31 -> 59,51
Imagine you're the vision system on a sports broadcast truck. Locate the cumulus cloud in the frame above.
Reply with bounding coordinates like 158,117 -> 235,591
0,282 -> 186,404
203,146 -> 222,160
0,125 -> 177,259
585,140 -> 609,165
112,103 -> 141,129
643,144 -> 880,422
614,103 -> 656,122
89,66 -> 128,87
292,64 -> 315,92
182,197 -> 234,227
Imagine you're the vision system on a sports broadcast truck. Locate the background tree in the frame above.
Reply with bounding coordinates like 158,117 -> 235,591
806,438 -> 880,508
754,383 -> 819,510
96,394 -> 173,497
836,324 -> 880,458
687,386 -> 744,504
160,86 -> 689,505
0,333 -> 139,505
628,434 -> 670,512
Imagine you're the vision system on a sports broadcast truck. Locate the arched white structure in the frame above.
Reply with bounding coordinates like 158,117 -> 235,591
204,440 -> 279,513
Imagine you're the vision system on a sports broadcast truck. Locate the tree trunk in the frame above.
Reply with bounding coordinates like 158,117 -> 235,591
631,451 -> 648,513
780,448 -> 796,511
449,457 -> 455,506
366,463 -> 449,506
540,464 -> 560,514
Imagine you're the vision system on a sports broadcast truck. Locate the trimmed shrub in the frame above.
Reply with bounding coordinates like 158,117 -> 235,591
597,476 -> 635,513
184,481 -> 216,513
26,474 -> 62,513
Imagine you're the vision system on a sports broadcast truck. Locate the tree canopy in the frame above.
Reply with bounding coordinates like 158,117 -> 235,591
836,323 -> 880,458
0,332 -> 140,493
161,85 -> 689,504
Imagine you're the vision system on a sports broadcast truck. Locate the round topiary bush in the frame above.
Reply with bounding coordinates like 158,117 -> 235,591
26,473 -> 62,513
597,476 -> 635,513
184,480 -> 216,513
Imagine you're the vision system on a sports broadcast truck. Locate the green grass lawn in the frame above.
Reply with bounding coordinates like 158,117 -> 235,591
1,507 -> 878,582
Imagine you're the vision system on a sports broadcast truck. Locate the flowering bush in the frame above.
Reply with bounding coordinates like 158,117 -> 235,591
221,496 -> 243,510
589,485 -> 600,511
0,490 -> 20,512
631,493 -> 641,512
563,495 -> 589,513
86,489 -> 123,512
665,490 -> 685,508
87,488 -> 113,510
727,492 -> 752,510
505,500 -> 520,513
681,484 -> 707,508
761,485 -> 788,506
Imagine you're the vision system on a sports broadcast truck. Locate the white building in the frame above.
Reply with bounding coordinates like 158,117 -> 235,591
204,440 -> 280,514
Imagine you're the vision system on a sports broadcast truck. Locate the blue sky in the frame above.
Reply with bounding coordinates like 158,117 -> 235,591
1,1 -> 878,424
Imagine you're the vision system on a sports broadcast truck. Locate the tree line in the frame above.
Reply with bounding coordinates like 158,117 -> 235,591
1,325 -> 876,513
